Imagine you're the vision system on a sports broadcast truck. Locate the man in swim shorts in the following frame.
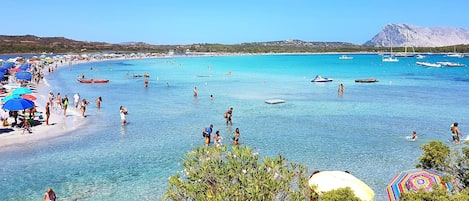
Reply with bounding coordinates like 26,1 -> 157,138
451,122 -> 461,144
225,107 -> 233,125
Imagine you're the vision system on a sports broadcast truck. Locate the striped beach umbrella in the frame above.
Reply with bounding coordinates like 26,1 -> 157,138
386,169 -> 457,201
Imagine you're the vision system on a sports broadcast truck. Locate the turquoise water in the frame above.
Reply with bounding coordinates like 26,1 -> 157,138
1,54 -> 469,200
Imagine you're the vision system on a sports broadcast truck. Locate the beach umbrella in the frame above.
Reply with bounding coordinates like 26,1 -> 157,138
21,94 -> 37,101
12,87 -> 33,95
15,71 -> 32,81
2,98 -> 35,111
9,67 -> 21,73
1,94 -> 21,103
18,63 -> 31,71
386,169 -> 457,201
308,170 -> 375,201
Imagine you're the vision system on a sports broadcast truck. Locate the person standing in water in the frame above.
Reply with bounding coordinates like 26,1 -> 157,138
95,96 -> 102,110
224,107 -> 233,125
411,131 -> 417,140
202,124 -> 213,146
120,106 -> 128,125
338,81 -> 344,96
451,122 -> 462,144
193,87 -> 198,97
43,187 -> 56,201
63,95 -> 69,116
232,128 -> 240,145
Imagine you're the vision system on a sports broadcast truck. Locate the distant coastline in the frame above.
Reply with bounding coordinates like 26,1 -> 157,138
1,35 -> 468,55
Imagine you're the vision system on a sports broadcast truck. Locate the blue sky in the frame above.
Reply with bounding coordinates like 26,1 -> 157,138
3,0 -> 468,45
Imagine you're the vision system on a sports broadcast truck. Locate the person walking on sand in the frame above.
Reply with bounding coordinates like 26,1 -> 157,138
120,106 -> 128,125
45,102 -> 50,126
48,91 -> 55,109
224,107 -> 233,125
451,122 -> 462,144
43,187 -> 56,201
56,92 -> 62,109
63,95 -> 69,116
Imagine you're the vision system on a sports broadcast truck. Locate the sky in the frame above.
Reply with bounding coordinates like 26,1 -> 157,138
2,0 -> 468,45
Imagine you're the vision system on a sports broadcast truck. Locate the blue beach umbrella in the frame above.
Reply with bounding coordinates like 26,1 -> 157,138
15,71 -> 32,81
11,87 -> 33,95
1,94 -> 21,103
18,63 -> 31,71
2,98 -> 35,111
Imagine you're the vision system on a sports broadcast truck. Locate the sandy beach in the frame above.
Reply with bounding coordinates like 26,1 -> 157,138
0,67 -> 89,149
0,54 -> 164,149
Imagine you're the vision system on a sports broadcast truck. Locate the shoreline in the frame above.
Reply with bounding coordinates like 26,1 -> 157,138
0,69 -> 88,150
0,54 -> 163,149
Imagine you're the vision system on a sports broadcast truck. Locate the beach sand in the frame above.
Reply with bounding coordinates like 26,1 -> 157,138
0,55 -> 161,149
0,63 -> 89,149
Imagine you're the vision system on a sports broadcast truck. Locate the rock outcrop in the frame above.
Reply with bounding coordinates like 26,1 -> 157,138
364,24 -> 469,47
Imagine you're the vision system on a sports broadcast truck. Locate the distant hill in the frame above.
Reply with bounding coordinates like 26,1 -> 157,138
243,39 -> 357,48
364,24 -> 469,47
0,35 -> 361,54
1,34 -> 468,54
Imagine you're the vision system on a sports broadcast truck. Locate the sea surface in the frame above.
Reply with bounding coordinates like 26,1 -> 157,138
1,54 -> 469,200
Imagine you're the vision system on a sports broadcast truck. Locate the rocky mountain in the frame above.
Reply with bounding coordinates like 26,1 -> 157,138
364,24 -> 469,47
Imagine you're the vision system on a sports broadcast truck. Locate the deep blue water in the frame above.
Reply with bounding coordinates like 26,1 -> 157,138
1,54 -> 469,200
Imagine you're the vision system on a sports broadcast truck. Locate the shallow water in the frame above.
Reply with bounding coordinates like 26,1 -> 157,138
1,54 -> 469,200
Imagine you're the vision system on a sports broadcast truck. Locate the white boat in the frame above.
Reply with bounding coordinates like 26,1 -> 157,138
446,53 -> 464,58
382,56 -> 399,62
395,46 -> 415,57
446,46 -> 464,58
382,45 -> 399,62
311,75 -> 333,82
339,55 -> 353,60
416,62 -> 441,67
416,54 -> 426,59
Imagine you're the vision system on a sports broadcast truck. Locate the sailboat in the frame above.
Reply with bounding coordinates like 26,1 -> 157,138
395,46 -> 415,57
382,45 -> 399,62
446,46 -> 463,58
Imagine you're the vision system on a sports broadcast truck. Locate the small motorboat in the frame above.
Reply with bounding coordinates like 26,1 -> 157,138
311,75 -> 333,82
77,78 -> 110,83
339,55 -> 353,60
355,78 -> 378,83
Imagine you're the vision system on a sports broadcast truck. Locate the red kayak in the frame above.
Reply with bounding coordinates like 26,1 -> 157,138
77,78 -> 109,83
